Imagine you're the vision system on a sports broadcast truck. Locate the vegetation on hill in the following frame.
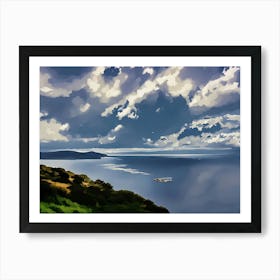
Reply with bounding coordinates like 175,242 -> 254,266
40,165 -> 169,213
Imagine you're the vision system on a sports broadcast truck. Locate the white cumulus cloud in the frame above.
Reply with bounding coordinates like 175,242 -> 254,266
71,96 -> 91,114
98,124 -> 124,144
40,118 -> 69,142
80,103 -> 90,113
80,102 -> 90,113
102,67 -> 194,120
189,67 -> 240,111
201,131 -> 240,147
86,67 -> 128,103
142,68 -> 154,75
40,67 -> 127,102
113,124 -> 123,132
145,113 -> 240,149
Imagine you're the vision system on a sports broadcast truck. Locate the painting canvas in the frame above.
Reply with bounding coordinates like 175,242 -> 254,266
20,46 -> 261,232
40,65 -> 241,214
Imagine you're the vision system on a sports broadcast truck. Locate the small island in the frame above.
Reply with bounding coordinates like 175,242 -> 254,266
40,165 -> 169,213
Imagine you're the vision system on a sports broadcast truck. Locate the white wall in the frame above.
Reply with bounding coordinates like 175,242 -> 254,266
0,0 -> 279,279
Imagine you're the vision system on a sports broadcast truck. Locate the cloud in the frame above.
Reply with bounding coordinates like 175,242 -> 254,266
107,136 -> 116,141
62,124 -> 124,145
145,113 -> 240,148
142,68 -> 154,75
102,67 -> 194,120
190,114 -> 240,131
40,118 -> 69,142
40,67 -> 241,150
144,125 -> 189,148
201,131 -> 240,146
72,96 -> 91,113
40,66 -> 127,101
98,124 -> 124,144
144,138 -> 153,144
113,124 -> 123,132
189,67 -> 240,111
145,127 -> 191,149
41,86 -> 53,93
80,103 -> 91,113
102,79 -> 159,119
76,137 -> 99,143
40,72 -> 88,98
159,67 -> 194,100
148,130 -> 240,148
40,111 -> 48,118
86,67 -> 128,103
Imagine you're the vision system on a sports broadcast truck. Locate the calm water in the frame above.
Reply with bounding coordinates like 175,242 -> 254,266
41,154 -> 240,213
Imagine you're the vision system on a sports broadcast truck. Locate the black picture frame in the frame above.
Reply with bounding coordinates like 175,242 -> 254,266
20,46 -> 261,233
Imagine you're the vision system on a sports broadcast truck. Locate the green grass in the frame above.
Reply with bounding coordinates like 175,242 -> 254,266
40,195 -> 93,213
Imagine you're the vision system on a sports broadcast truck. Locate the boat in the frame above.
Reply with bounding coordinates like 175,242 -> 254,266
153,177 -> 172,183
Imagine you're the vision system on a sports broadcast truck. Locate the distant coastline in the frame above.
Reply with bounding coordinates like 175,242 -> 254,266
40,150 -> 107,160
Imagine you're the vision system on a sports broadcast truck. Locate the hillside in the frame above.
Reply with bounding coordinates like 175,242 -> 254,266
40,150 -> 107,160
40,165 -> 169,213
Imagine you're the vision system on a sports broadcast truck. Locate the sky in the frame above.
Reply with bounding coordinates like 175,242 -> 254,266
40,66 -> 240,152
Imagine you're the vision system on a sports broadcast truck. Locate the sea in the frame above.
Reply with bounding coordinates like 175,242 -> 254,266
40,151 -> 240,213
